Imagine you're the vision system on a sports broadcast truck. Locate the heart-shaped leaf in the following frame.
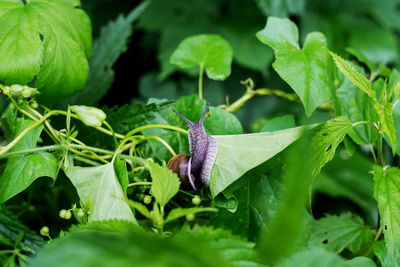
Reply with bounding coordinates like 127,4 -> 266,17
170,34 -> 233,81
256,17 -> 332,117
65,163 -> 136,223
209,125 -> 313,197
0,0 -> 92,103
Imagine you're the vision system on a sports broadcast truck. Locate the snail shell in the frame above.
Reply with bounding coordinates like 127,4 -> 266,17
167,103 -> 218,190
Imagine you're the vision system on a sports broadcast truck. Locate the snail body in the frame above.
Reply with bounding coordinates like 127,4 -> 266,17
167,104 -> 218,190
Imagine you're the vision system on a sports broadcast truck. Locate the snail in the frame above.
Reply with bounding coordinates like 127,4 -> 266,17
167,103 -> 218,191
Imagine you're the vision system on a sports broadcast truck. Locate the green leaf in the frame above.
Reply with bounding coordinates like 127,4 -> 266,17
127,200 -> 150,218
256,17 -> 332,116
0,119 -> 57,204
312,150 -> 375,216
29,223 -> 228,267
62,2 -> 149,105
374,100 -> 396,153
165,207 -> 217,223
113,157 -> 129,196
260,115 -> 296,132
373,166 -> 400,262
149,161 -> 180,207
209,125 -> 313,197
254,0 -> 305,17
308,213 -> 375,253
373,240 -> 400,267
330,52 -> 374,99
0,205 -> 44,254
277,248 -> 376,267
336,64 -> 378,145
64,163 -> 136,223
0,0 -> 92,103
310,116 -> 353,176
176,225 -> 266,267
170,34 -> 233,81
203,107 -> 243,135
258,137 -> 314,265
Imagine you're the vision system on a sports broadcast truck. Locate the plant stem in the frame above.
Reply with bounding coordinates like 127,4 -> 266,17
198,63 -> 204,99
377,135 -> 384,166
368,144 -> 378,165
125,124 -> 187,138
127,182 -> 152,187
0,145 -> 62,159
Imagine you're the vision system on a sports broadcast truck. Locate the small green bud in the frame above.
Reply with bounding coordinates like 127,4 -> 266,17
17,98 -> 23,104
9,103 -> 15,110
10,84 -> 24,94
192,195 -> 201,206
77,209 -> 85,217
40,226 -> 49,236
3,86 -> 10,95
136,193 -> 145,201
59,209 -> 67,219
186,213 -> 195,221
143,195 -> 152,204
70,105 -> 106,127
64,210 -> 72,220
22,88 -> 31,98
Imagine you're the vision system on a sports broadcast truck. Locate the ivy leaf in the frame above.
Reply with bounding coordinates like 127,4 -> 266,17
0,119 -> 57,204
330,52 -> 374,99
260,115 -> 296,132
0,0 -> 92,103
170,34 -> 233,81
373,166 -> 400,262
310,116 -> 353,176
308,213 -> 375,253
64,163 -> 136,223
149,161 -> 180,207
165,207 -> 217,224
63,2 -> 149,105
209,125 -> 313,197
278,248 -> 376,267
256,17 -> 333,117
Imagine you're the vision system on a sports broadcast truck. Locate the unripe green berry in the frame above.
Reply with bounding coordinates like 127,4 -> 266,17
9,103 -> 15,110
186,213 -> 195,221
30,101 -> 38,109
64,210 -> 72,220
40,226 -> 49,236
143,195 -> 152,204
59,209 -> 67,219
192,195 -> 201,205
17,98 -> 23,104
77,209 -> 85,217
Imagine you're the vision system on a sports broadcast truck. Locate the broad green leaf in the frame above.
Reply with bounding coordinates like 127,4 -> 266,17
278,248 -> 376,267
330,52 -> 374,99
260,115 -> 296,132
258,137 -> 314,265
373,240 -> 400,267
149,161 -> 180,207
0,119 -> 57,204
310,116 -> 353,176
373,166 -> 400,262
64,163 -> 136,223
176,225 -> 266,267
29,223 -> 228,267
62,2 -> 149,106
390,69 -> 400,101
209,125 -> 313,197
308,213 -> 375,253
312,150 -> 375,218
165,207 -> 217,223
0,205 -> 44,254
170,34 -> 233,81
392,103 -> 400,155
256,17 -> 332,116
336,64 -> 378,145
203,107 -> 243,135
0,0 -> 92,103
